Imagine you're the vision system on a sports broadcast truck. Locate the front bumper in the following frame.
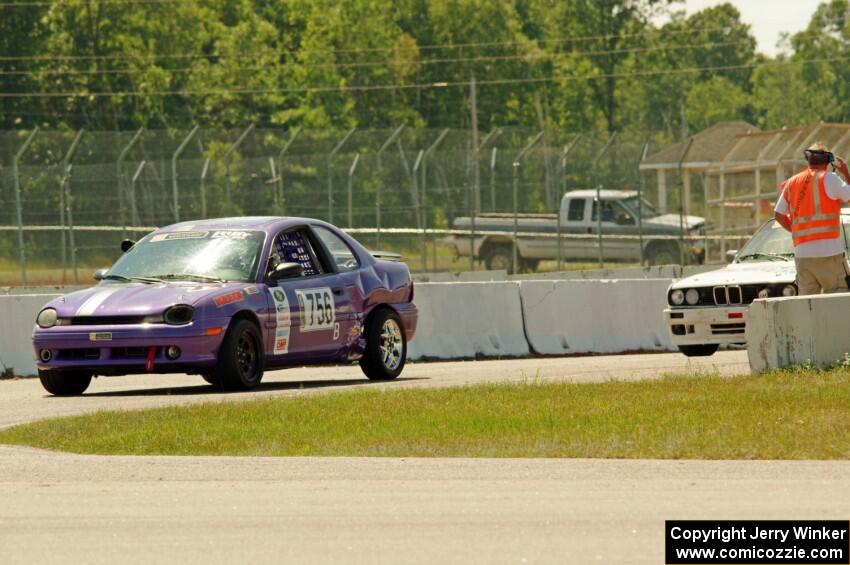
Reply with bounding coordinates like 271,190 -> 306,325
664,305 -> 747,346
32,319 -> 228,375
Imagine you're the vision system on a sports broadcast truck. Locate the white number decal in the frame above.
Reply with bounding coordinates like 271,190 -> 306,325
295,288 -> 335,332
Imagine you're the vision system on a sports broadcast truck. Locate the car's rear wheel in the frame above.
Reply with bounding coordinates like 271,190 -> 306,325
38,369 -> 92,396
678,344 -> 719,357
210,319 -> 265,391
647,243 -> 678,266
360,308 -> 407,380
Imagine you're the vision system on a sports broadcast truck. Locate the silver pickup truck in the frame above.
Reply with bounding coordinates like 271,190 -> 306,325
448,189 -> 707,272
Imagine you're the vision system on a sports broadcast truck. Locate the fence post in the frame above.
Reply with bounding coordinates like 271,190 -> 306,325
65,163 -> 79,284
376,125 -> 405,248
557,133 -> 582,272
677,137 -> 694,266
277,127 -> 301,217
130,160 -> 147,231
470,128 -> 502,271
594,132 -> 617,268
117,128 -> 143,237
199,157 -> 210,218
512,131 -> 544,273
58,130 -> 84,282
171,125 -> 199,223
328,127 -> 356,223
411,150 -> 426,272
637,138 -> 650,266
347,153 -> 360,228
224,124 -> 254,215
12,127 -> 38,286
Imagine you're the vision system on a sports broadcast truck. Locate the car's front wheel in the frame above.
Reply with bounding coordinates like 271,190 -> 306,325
38,369 -> 92,396
209,319 -> 265,391
678,344 -> 719,357
360,308 -> 407,380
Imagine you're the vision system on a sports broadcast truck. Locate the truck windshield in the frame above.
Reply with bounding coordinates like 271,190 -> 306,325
619,196 -> 659,219
107,230 -> 265,283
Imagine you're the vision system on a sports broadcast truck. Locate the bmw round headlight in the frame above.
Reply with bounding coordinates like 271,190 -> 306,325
670,289 -> 685,306
781,284 -> 797,297
36,308 -> 57,329
685,288 -> 700,305
164,304 -> 194,325
758,288 -> 770,299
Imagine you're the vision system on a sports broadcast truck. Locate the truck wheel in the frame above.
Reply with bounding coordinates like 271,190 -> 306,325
678,344 -> 719,357
210,319 -> 265,391
648,244 -> 678,266
360,308 -> 407,380
38,369 -> 92,396
483,245 -> 515,273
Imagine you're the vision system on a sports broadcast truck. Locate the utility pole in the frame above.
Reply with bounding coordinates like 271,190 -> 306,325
470,74 -> 481,213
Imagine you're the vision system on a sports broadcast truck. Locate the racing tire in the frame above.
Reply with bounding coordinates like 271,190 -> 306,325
483,244 -> 515,273
647,243 -> 679,266
678,344 -> 719,357
360,308 -> 407,381
210,319 -> 265,391
38,369 -> 92,396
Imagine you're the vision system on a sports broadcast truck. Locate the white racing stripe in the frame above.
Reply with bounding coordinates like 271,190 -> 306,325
75,288 -> 122,317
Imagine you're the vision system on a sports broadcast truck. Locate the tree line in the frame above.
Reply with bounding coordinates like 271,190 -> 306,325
2,0 -> 850,138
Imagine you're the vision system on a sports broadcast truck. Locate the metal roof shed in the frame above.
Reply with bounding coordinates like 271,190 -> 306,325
639,121 -> 757,215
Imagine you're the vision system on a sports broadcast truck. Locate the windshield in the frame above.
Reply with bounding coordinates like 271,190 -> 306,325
733,220 -> 850,262
619,196 -> 659,219
107,230 -> 265,283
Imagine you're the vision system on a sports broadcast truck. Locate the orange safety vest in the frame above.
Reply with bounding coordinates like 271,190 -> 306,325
785,168 -> 841,246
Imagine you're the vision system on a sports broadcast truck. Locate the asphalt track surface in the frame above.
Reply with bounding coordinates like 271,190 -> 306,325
4,350 -> 849,564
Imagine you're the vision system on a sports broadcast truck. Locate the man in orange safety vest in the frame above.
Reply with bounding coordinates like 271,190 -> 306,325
774,142 -> 850,295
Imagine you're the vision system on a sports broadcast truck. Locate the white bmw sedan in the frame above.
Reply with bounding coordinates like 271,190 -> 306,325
664,214 -> 850,357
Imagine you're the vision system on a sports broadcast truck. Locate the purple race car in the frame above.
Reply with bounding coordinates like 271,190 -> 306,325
32,217 -> 418,396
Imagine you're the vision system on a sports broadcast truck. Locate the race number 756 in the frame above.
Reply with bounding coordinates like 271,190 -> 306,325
295,287 -> 335,331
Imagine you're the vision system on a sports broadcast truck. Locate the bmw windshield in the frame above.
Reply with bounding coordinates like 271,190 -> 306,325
107,230 -> 265,283
735,218 -> 850,263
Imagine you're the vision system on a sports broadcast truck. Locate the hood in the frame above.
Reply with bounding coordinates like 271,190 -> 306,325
643,213 -> 705,232
49,281 -> 234,318
670,260 -> 796,290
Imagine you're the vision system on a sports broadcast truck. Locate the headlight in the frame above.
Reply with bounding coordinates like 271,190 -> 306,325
685,288 -> 700,305
164,304 -> 194,325
670,289 -> 685,306
781,285 -> 797,297
758,288 -> 770,299
36,308 -> 57,328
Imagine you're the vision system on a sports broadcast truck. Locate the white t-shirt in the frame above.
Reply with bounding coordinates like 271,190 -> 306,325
775,169 -> 850,258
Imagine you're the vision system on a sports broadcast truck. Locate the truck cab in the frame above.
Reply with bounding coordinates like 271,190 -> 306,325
449,189 -> 706,272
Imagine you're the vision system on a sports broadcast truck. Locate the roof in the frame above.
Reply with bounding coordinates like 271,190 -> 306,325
640,121 -> 758,170
158,216 -> 321,232
564,189 -> 638,199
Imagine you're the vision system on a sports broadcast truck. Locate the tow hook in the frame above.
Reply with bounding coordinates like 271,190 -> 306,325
145,346 -> 156,372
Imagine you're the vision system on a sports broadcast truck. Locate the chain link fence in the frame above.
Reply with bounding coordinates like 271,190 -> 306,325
0,126 -> 748,286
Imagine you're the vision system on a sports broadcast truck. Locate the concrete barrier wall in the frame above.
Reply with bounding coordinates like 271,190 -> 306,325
512,264 -> 720,281
2,278 -> 679,374
747,294 -> 850,372
0,294 -> 59,377
519,279 -> 675,355
408,282 -> 529,360
413,270 -> 507,283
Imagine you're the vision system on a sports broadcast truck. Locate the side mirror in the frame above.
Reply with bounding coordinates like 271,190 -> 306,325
121,239 -> 136,253
93,268 -> 109,281
726,250 -> 738,264
268,262 -> 303,282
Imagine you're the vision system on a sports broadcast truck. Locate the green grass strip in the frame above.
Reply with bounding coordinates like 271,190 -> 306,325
4,368 -> 850,459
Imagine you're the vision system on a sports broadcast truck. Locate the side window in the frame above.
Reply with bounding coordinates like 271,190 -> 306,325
269,229 -> 323,277
567,198 -> 585,222
591,200 -> 616,222
313,226 -> 359,272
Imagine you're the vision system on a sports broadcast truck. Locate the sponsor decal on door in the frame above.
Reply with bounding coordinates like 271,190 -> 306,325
271,288 -> 291,355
